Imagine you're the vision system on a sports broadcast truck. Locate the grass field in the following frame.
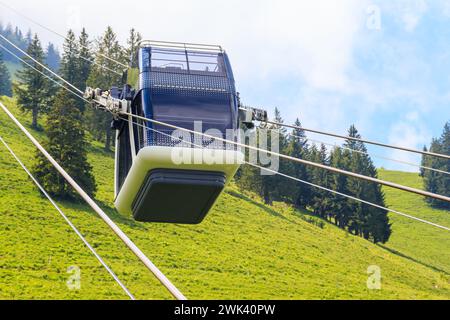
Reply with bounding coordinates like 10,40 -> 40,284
0,96 -> 449,300
379,170 -> 450,275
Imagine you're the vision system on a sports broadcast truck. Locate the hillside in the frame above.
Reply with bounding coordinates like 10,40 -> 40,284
379,170 -> 450,275
0,96 -> 449,300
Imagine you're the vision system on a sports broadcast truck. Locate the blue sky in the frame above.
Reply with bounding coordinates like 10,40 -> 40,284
1,0 -> 449,171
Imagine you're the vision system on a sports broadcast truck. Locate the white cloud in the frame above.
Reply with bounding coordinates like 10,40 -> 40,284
387,120 -> 431,172
388,0 -> 429,32
2,0 -> 447,172
0,0 -> 368,91
0,0 -> 370,134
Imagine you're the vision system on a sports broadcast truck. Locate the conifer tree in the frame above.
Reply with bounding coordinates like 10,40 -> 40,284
423,122 -> 450,209
270,108 -> 291,202
13,34 -> 51,129
126,28 -> 142,67
77,28 -> 92,88
328,147 -> 352,228
285,118 -> 311,208
344,125 -> 391,243
60,30 -> 79,85
0,50 -> 12,96
45,43 -> 60,71
75,28 -> 92,112
419,145 -> 428,177
307,144 -> 332,218
33,89 -> 96,199
26,29 -> 32,44
87,26 -> 125,151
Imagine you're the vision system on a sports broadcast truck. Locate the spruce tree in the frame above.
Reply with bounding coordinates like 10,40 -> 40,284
45,43 -> 60,71
344,125 -> 391,243
25,29 -> 32,44
423,122 -> 450,209
328,147 -> 352,228
13,34 -> 50,129
307,144 -> 332,218
0,50 -> 12,96
236,164 -> 262,197
77,28 -> 92,92
70,28 -> 93,112
126,28 -> 142,67
87,26 -> 125,151
60,30 -> 79,86
255,121 -> 277,205
33,89 -> 96,199
423,139 -> 441,205
285,118 -> 311,208
270,108 -> 291,202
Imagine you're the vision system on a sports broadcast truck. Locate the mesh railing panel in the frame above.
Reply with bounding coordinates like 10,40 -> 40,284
144,130 -> 237,150
140,69 -> 233,94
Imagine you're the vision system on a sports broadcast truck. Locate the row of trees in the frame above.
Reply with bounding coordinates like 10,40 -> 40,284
421,122 -> 450,209
6,22 -> 446,244
4,24 -> 396,243
236,108 -> 392,244
0,50 -> 11,96
0,21 -> 60,69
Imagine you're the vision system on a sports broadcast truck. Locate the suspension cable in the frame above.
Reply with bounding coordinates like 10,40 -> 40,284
0,136 -> 135,299
4,43 -> 449,202
2,6 -> 445,163
0,34 -> 84,95
0,50 -> 186,300
252,163 -> 450,232
0,1 -> 129,69
5,31 -> 449,223
276,128 -> 450,176
123,118 -> 450,232
76,52 -> 123,76
1,0 -> 446,162
262,120 -> 450,160
0,101 -> 186,300
8,25 -> 447,297
0,43 -> 91,102
125,112 -> 450,203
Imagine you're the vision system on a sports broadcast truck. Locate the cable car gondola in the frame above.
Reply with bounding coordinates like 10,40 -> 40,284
86,41 -> 263,224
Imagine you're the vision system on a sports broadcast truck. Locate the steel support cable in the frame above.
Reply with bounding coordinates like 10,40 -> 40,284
0,53 -> 184,298
0,102 -> 186,300
122,118 -> 450,232
3,23 -> 448,227
6,40 -> 448,204
76,53 -> 122,76
252,164 -> 450,232
271,128 -> 450,176
1,7 -> 444,162
0,1 -> 129,70
1,0 -> 446,161
0,34 -> 84,95
5,41 -> 446,240
0,43 -> 91,103
0,136 -> 135,299
261,120 -> 450,160
124,112 -> 450,203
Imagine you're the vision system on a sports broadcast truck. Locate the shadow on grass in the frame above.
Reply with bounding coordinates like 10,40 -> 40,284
86,143 -> 115,157
60,197 -> 148,231
225,189 -> 296,224
378,244 -> 450,276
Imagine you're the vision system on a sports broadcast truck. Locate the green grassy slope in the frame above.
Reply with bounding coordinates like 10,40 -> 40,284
0,96 -> 449,299
379,170 -> 450,275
